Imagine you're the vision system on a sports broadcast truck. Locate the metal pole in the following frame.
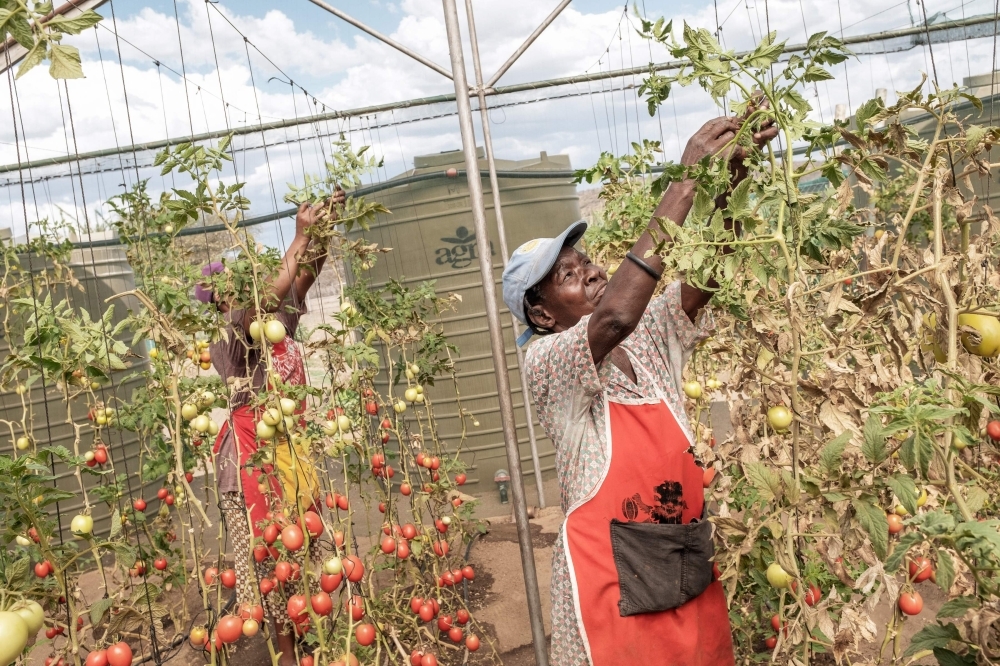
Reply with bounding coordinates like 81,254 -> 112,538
484,0 -> 573,89
440,1 -> 549,664
306,0 -> 454,80
464,0 -> 547,509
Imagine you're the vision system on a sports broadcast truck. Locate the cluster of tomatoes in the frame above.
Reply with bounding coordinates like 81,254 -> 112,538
186,339 -> 213,371
406,598 -> 480,664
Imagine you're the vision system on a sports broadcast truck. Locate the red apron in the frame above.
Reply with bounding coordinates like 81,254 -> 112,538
563,364 -> 734,665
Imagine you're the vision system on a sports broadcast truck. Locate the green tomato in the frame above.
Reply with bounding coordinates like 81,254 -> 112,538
394,400 -> 407,414
0,611 -> 29,666
248,321 -> 263,342
181,403 -> 199,421
71,514 -> 93,537
262,408 -> 282,427
323,557 -> 343,575
263,320 -> 286,344
321,420 -> 337,436
192,415 -> 210,433
279,398 -> 297,416
256,421 -> 276,441
12,601 -> 43,635
337,415 -> 352,432
767,406 -> 793,431
766,562 -> 792,589
682,381 -> 702,400
15,437 -> 29,451
207,420 -> 220,436
404,388 -> 418,402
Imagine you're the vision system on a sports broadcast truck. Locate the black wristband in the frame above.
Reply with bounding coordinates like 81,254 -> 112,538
625,251 -> 663,281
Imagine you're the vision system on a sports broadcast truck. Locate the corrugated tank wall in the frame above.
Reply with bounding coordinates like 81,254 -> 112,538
349,148 -> 581,497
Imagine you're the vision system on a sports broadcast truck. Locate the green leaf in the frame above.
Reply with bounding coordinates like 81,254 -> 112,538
744,462 -> 783,503
49,43 -> 84,79
852,498 -> 888,559
886,474 -> 918,516
4,556 -> 28,584
90,598 -> 114,626
936,596 -> 978,619
803,64 -> 834,82
109,510 -> 122,539
884,530 -> 923,571
936,548 -> 955,593
854,97 -> 885,132
933,648 -> 977,666
6,12 -> 33,49
964,485 -> 988,514
15,40 -> 46,79
903,623 -> 960,657
46,10 -> 102,35
819,431 -> 850,477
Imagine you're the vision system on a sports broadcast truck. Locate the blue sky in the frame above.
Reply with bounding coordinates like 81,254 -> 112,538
2,0 -> 998,243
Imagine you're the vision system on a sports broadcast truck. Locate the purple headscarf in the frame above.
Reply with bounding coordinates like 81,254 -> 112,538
195,261 -> 224,305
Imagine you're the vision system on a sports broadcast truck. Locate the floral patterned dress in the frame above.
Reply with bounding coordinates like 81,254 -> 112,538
524,281 -> 712,665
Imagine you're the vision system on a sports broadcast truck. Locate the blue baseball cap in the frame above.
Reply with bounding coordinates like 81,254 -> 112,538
502,220 -> 588,347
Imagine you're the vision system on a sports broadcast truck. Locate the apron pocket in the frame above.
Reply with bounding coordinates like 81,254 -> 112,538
609,518 -> 715,617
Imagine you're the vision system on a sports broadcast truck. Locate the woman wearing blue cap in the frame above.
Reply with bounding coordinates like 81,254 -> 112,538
501,116 -> 776,665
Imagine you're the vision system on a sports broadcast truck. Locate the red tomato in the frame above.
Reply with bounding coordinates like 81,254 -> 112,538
441,571 -> 455,587
898,591 -> 923,615
396,540 -> 411,559
435,519 -> 447,534
106,642 -> 132,666
132,498 -> 146,512
420,654 -> 437,666
887,513 -> 904,535
765,636 -> 777,649
410,597 -> 423,614
302,511 -> 324,538
165,495 -> 174,506
35,561 -> 50,578
154,557 -> 168,571
437,615 -> 453,632
300,657 -> 313,666
456,609 -> 470,624
380,536 -> 397,554
355,623 -> 375,646
259,578 -> 274,595
220,569 -> 236,589
263,523 -> 279,545
418,603 -> 435,622
157,488 -> 168,500
448,626 -> 463,642
343,555 -> 364,582
320,573 -> 342,593
371,453 -> 385,468
843,277 -> 853,285
203,567 -> 218,585
465,635 -> 480,652
430,599 -> 440,614
333,530 -> 345,547
345,595 -> 364,621
804,583 -> 822,606
378,502 -> 386,513
325,493 -> 335,509
217,616 -> 244,644
253,545 -> 269,563
311,592 -> 333,616
455,473 -> 466,486
86,651 -> 109,666
400,483 -> 412,496
415,453 -> 425,466
286,595 -> 308,623
185,471 -> 194,483
430,457 -> 441,470
461,565 -> 475,581
451,567 -> 464,582
281,524 -> 304,551
274,561 -> 292,583
410,651 -> 423,666
363,388 -> 374,398
365,402 -> 378,416
336,494 -> 349,511
433,541 -> 449,557
381,418 -> 392,429
94,446 -> 108,465
382,432 -> 390,444
909,557 -> 933,583
402,523 -> 417,540
989,420 -> 1000,441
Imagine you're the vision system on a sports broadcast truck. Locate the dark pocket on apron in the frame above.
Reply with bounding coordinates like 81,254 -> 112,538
609,518 -> 715,617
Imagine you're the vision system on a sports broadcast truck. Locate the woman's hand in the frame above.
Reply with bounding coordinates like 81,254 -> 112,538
294,188 -> 347,239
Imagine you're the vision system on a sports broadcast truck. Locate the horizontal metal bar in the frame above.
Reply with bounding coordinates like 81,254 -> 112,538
4,13 -> 993,175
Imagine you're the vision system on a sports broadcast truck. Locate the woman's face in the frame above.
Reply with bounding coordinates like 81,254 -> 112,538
527,246 -> 608,333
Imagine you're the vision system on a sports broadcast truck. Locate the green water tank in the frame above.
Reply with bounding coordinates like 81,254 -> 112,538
351,148 -> 580,497
0,242 -> 150,545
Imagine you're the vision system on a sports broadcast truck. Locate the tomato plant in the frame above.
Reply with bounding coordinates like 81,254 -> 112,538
576,11 -> 1000,663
